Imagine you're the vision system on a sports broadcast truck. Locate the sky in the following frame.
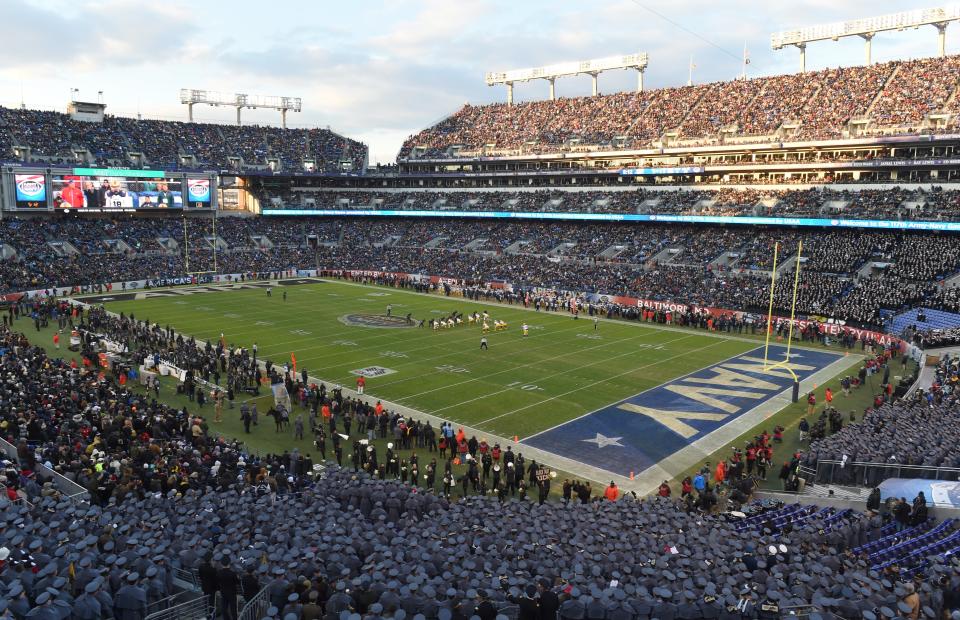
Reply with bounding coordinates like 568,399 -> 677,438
0,0 -> 956,165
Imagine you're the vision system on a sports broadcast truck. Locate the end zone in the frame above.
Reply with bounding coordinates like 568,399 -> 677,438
522,344 -> 847,478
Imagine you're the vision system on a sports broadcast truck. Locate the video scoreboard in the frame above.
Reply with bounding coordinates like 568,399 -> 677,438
2,167 -> 217,212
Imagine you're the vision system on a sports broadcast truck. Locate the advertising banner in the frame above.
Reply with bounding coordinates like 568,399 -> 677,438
14,174 -> 47,209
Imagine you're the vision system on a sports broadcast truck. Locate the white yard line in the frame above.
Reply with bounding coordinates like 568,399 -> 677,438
475,337 -> 733,427
520,344 -> 768,442
387,327 -> 684,399
630,351 -> 862,494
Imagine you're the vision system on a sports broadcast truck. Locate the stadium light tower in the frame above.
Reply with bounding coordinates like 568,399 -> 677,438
179,89 -> 302,127
485,53 -> 649,105
772,5 -> 960,71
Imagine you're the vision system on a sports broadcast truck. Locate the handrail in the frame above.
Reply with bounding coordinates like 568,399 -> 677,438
816,459 -> 960,472
144,593 -> 207,620
173,567 -> 201,591
811,458 -> 960,487
145,590 -> 201,616
0,483 -> 33,509
238,584 -> 272,620
0,437 -> 90,502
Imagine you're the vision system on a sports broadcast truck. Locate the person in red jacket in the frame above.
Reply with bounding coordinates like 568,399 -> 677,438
356,375 -> 365,395
59,179 -> 85,208
657,481 -> 670,497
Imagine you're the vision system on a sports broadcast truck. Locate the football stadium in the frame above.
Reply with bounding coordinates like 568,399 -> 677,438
1,2 -> 960,619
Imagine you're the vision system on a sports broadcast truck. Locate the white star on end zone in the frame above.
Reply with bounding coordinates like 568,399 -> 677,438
582,433 -> 624,448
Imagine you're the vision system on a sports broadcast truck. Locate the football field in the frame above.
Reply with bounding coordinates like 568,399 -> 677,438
95,278 -> 853,485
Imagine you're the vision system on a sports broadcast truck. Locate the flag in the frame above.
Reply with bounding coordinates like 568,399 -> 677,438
291,353 -> 297,372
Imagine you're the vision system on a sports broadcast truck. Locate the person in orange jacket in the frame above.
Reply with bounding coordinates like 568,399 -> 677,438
714,460 -> 726,485
604,481 -> 619,501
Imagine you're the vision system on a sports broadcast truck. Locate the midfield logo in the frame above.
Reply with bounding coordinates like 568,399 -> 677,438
350,366 -> 397,378
338,313 -> 413,329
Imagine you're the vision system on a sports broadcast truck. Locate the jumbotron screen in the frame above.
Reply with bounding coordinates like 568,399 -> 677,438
51,173 -> 183,211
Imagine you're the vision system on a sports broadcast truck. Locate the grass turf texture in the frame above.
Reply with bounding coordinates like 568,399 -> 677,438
101,280 -> 761,440
79,278 -> 901,494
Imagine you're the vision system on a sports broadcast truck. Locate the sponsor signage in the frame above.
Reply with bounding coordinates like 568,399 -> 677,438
14,174 -> 47,208
186,178 -> 211,207
73,168 -> 166,178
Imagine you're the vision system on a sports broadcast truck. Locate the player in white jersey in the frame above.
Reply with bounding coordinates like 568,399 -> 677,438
104,179 -> 135,209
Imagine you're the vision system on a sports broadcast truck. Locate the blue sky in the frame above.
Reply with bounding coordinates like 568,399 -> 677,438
0,0 -> 955,164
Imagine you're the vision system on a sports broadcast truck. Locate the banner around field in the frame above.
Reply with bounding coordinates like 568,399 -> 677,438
323,268 -> 904,349
0,269 -> 310,305
0,265 -> 901,349
581,292 -> 903,348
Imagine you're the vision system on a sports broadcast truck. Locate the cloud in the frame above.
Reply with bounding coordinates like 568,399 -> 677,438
0,0 -> 195,71
1,0 -> 954,164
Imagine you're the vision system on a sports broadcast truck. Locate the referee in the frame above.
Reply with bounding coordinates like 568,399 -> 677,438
480,336 -> 488,350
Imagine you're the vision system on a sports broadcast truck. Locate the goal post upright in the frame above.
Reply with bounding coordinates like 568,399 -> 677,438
762,242 -> 780,371
763,240 -> 801,386
782,239 -> 804,362
182,211 -> 220,277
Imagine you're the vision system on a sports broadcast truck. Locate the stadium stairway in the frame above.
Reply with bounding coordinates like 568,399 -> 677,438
870,519 -> 960,572
889,307 -> 960,336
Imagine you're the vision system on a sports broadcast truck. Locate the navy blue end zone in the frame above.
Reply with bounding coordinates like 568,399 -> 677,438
522,345 -> 842,477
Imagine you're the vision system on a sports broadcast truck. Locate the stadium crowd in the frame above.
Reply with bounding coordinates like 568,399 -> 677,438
0,298 -> 959,620
2,214 -> 960,330
0,107 -> 366,173
266,187 -> 960,221
401,56 -> 960,157
804,386 -> 960,486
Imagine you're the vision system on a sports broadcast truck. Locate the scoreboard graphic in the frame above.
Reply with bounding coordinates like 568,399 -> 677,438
3,168 -> 217,212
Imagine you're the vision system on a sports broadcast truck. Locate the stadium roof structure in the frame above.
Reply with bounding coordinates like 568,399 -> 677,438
772,5 -> 960,71
485,53 -> 649,104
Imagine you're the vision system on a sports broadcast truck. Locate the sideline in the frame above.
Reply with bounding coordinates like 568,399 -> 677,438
73,278 -> 869,494
320,277 -> 864,355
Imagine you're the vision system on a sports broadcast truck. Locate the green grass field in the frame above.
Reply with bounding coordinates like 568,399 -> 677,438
102,279 -> 756,440
62,276 -> 907,495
